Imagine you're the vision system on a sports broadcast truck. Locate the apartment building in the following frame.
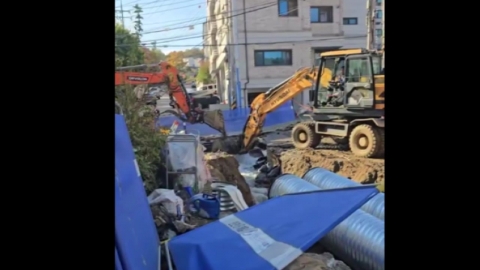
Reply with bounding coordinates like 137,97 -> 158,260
205,0 -> 370,108
374,0 -> 383,50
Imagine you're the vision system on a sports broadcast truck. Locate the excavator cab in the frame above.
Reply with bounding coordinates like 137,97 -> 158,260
314,49 -> 384,110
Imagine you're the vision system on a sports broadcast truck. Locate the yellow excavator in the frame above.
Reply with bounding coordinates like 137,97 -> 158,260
238,48 -> 385,158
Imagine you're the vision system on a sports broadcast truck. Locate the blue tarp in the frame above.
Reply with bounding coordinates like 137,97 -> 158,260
157,101 -> 296,136
169,186 -> 379,270
115,247 -> 123,270
115,114 -> 160,270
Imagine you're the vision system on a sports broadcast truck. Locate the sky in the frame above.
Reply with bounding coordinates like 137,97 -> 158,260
115,0 -> 206,54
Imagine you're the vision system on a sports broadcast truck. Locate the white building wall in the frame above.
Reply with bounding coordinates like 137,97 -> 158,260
206,0 -> 370,108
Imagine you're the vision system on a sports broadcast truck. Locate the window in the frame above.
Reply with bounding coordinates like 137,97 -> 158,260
372,55 -> 382,75
343,17 -> 358,25
376,0 -> 382,5
278,0 -> 298,17
375,29 -> 383,37
375,10 -> 382,19
310,6 -> 333,23
254,50 -> 292,66
346,57 -> 371,82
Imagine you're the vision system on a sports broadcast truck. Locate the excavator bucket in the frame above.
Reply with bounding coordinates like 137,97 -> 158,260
202,109 -> 227,137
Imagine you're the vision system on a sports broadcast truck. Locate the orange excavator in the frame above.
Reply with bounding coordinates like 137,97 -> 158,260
115,62 -> 227,137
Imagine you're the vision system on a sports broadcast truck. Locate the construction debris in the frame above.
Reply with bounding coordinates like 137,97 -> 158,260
285,253 -> 351,270
204,152 -> 255,206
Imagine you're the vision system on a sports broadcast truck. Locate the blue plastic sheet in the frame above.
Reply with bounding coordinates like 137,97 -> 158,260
157,101 -> 296,136
115,247 -> 123,270
169,186 -> 379,270
115,114 -> 160,270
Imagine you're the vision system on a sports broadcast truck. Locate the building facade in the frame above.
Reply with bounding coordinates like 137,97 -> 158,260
205,0 -> 372,108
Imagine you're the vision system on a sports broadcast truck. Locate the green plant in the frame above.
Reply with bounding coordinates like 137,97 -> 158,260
116,85 -> 166,193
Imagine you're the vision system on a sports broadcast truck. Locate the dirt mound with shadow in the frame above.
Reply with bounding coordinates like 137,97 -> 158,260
204,152 -> 255,206
277,148 -> 384,185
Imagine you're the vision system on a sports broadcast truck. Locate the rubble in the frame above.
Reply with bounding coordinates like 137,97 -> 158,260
150,130 -> 376,269
204,152 -> 255,206
285,253 -> 351,270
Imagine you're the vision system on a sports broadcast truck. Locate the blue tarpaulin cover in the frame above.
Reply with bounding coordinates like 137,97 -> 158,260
115,247 -> 123,270
115,114 -> 160,270
157,101 -> 296,136
169,187 -> 379,270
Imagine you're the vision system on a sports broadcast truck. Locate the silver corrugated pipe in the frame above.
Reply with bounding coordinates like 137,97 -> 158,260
268,174 -> 319,198
269,174 -> 385,270
320,210 -> 384,270
303,168 -> 384,220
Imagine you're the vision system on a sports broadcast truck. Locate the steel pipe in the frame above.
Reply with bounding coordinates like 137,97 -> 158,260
303,168 -> 384,220
269,174 -> 384,270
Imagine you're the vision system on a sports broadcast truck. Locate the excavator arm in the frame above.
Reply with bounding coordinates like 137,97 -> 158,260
240,67 -> 321,151
115,63 -> 227,136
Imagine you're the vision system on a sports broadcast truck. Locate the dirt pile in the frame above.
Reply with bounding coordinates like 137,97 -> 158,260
204,152 -> 255,206
285,253 -> 350,270
277,148 -> 384,185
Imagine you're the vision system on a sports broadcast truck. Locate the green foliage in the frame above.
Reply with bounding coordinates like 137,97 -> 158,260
142,47 -> 166,64
133,4 -> 143,36
196,61 -> 212,84
183,48 -> 204,58
115,86 -> 166,193
115,23 -> 144,68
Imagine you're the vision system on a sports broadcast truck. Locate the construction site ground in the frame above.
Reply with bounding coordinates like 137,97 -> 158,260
155,126 -> 384,269
191,128 -> 383,270
263,130 -> 385,185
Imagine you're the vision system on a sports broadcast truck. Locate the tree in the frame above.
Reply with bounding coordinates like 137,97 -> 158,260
183,48 -> 204,58
115,86 -> 166,192
133,4 -> 143,37
115,23 -> 144,68
166,51 -> 186,69
142,47 -> 166,64
196,61 -> 212,84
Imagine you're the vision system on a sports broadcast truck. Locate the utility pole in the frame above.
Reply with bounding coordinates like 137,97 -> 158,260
366,0 -> 375,50
381,0 -> 385,67
115,0 -> 129,27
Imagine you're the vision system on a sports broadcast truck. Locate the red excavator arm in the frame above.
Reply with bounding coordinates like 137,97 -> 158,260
115,62 -> 227,137
115,71 -> 168,85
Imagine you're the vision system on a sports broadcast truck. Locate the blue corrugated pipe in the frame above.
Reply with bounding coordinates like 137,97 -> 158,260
303,168 -> 384,221
269,174 -> 384,270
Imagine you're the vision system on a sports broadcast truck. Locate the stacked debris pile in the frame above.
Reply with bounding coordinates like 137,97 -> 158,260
204,152 -> 255,206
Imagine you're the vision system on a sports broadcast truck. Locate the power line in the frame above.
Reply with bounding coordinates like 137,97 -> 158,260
139,1 -> 205,16
141,2 -> 273,27
143,2 -> 275,31
116,3 -> 291,46
141,0 -> 203,12
115,35 -> 368,48
141,2 -> 277,35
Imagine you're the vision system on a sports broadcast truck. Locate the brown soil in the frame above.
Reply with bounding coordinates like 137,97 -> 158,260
275,148 -> 384,185
204,152 -> 255,206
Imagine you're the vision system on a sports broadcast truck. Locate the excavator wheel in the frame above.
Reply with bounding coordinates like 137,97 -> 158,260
291,123 -> 321,150
348,124 -> 383,158
375,128 -> 385,158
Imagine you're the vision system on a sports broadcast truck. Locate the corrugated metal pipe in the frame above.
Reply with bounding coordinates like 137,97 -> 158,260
303,168 -> 385,221
269,174 -> 384,270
